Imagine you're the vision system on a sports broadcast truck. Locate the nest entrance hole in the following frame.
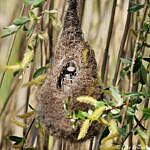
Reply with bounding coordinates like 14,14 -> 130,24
57,61 -> 77,90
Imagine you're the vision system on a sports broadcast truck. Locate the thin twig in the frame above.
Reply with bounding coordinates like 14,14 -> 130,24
113,1 -> 131,86
21,118 -> 35,150
101,0 -> 117,82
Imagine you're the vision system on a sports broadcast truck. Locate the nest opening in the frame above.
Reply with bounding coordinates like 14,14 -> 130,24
57,61 -> 77,90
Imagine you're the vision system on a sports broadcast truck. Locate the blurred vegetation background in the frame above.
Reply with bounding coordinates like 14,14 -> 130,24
0,0 -> 149,149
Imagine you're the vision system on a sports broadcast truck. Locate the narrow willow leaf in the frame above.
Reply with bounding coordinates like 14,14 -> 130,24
16,111 -> 35,119
13,16 -> 30,26
33,67 -> 47,78
29,10 -> 40,21
32,0 -> 45,7
78,119 -> 90,140
120,69 -> 127,80
128,3 -> 144,13
24,0 -> 34,5
110,86 -> 123,106
11,119 -> 28,128
120,66 -> 130,80
24,0 -> 45,7
0,25 -> 20,38
120,58 -> 131,65
8,136 -> 23,143
8,136 -> 24,149
0,64 -> 21,71
142,108 -> 150,120
133,56 -> 142,73
139,64 -> 147,85
74,110 -> 88,120
89,106 -> 106,121
21,48 -> 34,68
76,96 -> 97,107
23,74 -> 47,87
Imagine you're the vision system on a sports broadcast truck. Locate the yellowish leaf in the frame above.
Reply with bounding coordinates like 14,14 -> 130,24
0,64 -> 21,71
23,74 -> 47,87
16,111 -> 35,119
11,119 -> 28,128
78,119 -> 90,140
77,96 -> 97,107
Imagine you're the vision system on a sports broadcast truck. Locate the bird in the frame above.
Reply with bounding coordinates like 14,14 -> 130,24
37,0 -> 101,142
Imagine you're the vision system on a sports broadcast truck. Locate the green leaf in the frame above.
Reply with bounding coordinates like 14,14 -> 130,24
33,67 -> 47,78
13,16 -> 30,26
128,3 -> 144,13
143,23 -> 150,32
75,110 -> 88,120
124,92 -> 141,97
133,56 -> 142,73
0,25 -> 20,38
118,125 -> 128,138
120,66 -> 130,80
142,108 -> 150,120
120,58 -> 131,65
8,136 -> 23,143
139,64 -> 147,85
24,0 -> 45,7
120,69 -> 127,80
24,0 -> 34,5
110,86 -> 123,106
137,128 -> 148,142
137,129 -> 148,150
127,107 -> 135,121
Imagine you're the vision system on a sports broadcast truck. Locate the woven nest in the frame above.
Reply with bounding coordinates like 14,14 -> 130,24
37,0 -> 102,142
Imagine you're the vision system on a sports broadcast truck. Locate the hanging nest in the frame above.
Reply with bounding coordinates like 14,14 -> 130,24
37,0 -> 102,142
